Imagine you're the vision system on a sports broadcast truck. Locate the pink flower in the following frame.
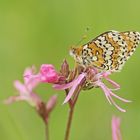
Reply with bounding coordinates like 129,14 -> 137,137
46,95 -> 57,113
112,116 -> 122,140
24,64 -> 60,84
53,73 -> 86,104
23,66 -> 41,91
40,64 -> 59,83
54,67 -> 131,112
93,71 -> 131,112
5,66 -> 58,113
5,67 -> 42,108
5,64 -> 60,106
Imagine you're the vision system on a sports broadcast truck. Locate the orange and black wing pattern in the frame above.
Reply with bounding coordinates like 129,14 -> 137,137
70,30 -> 140,72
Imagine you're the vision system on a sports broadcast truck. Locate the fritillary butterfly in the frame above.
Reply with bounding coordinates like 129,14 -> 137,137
70,30 -> 140,72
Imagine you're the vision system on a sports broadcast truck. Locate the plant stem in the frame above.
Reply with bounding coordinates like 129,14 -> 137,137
64,86 -> 82,140
64,89 -> 74,140
64,71 -> 85,140
64,107 -> 74,140
37,102 -> 50,140
45,123 -> 49,140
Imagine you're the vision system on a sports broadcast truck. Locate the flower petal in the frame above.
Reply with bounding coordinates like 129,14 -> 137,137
110,91 -> 131,103
105,77 -> 120,90
109,97 -> 126,112
46,95 -> 57,112
24,66 -> 36,84
4,96 -> 28,104
95,81 -> 112,104
53,80 -> 76,90
94,80 -> 129,112
14,80 -> 27,95
25,75 -> 41,92
63,73 -> 86,104
40,64 -> 59,83
112,116 -> 122,140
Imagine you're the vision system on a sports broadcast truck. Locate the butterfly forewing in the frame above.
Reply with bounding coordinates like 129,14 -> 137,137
70,30 -> 140,72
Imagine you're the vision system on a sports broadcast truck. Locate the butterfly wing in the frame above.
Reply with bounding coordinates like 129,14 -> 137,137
89,30 -> 140,71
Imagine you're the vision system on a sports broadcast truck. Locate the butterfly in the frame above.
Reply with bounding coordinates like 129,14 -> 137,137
70,30 -> 140,72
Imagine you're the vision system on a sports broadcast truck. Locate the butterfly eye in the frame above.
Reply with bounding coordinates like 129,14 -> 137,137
69,47 -> 76,57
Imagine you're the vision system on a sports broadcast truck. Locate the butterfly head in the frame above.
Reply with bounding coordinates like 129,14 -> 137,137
69,46 -> 77,58
69,45 -> 84,66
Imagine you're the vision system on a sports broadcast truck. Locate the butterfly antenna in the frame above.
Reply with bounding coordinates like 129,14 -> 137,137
75,27 -> 90,46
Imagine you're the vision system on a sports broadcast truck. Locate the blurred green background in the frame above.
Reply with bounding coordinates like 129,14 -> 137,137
0,0 -> 140,140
